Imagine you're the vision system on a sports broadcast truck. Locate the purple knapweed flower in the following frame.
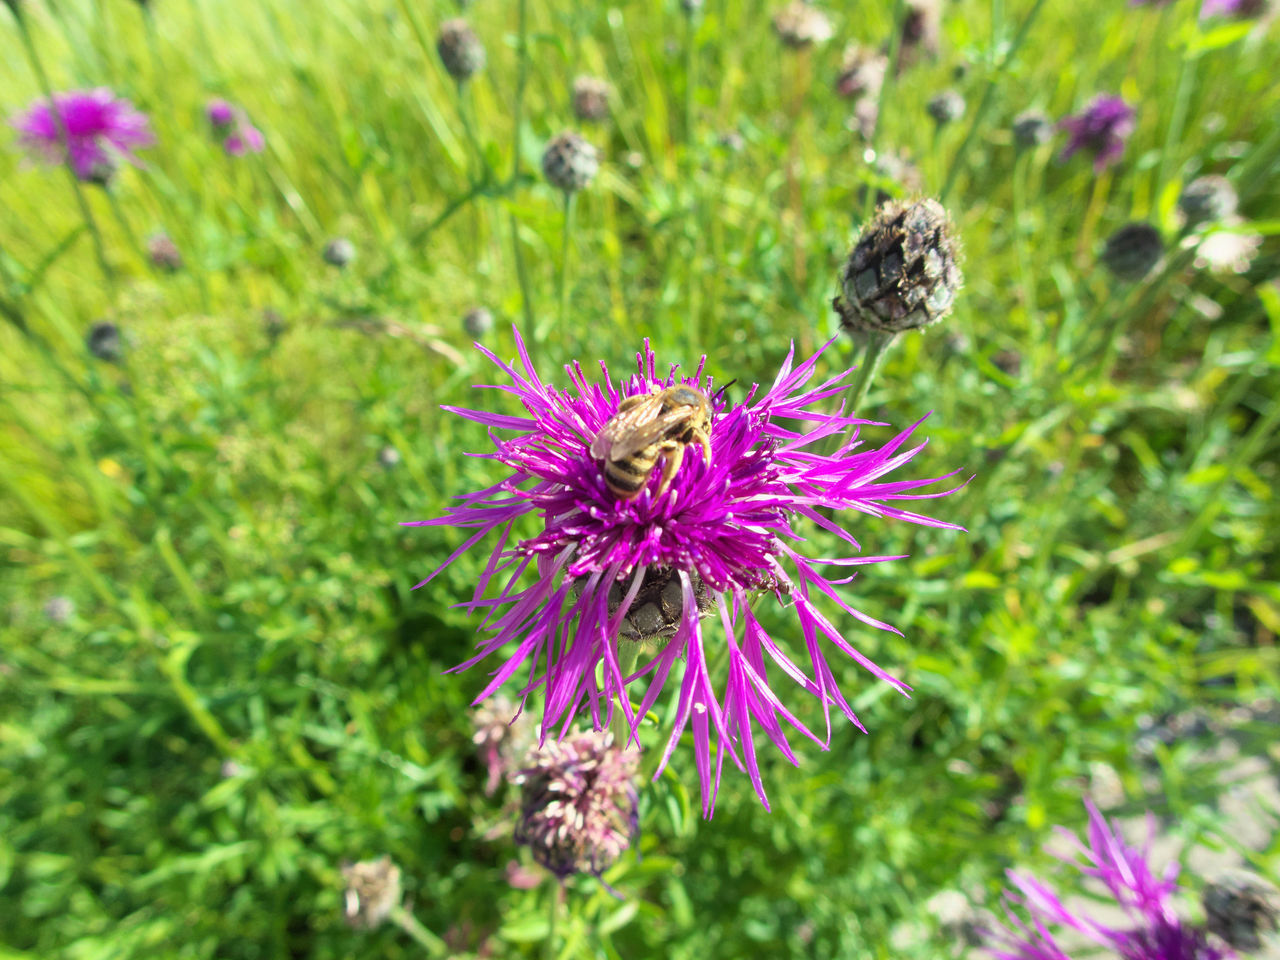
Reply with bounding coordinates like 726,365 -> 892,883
1200,0 -> 1269,18
10,87 -> 153,183
984,800 -> 1235,960
205,98 -> 265,156
1059,95 -> 1136,172
407,330 -> 963,815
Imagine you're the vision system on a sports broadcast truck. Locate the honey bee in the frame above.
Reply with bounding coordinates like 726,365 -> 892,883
590,384 -> 713,500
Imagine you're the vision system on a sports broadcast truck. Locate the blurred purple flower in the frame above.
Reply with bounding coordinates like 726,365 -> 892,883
1200,0 -> 1268,17
10,87 -> 154,182
407,330 -> 963,816
1059,95 -> 1135,172
205,98 -> 265,156
984,800 -> 1235,960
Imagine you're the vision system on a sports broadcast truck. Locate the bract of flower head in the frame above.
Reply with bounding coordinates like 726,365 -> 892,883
10,87 -> 154,182
1058,95 -> 1135,172
407,330 -> 962,816
984,800 -> 1235,960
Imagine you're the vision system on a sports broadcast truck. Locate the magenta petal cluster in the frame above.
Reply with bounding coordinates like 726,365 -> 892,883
10,88 -> 154,182
985,801 -> 1234,960
408,330 -> 962,815
205,98 -> 265,156
1058,95 -> 1135,172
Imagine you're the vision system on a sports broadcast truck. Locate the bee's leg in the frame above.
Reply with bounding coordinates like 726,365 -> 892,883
695,429 -> 712,463
655,443 -> 685,498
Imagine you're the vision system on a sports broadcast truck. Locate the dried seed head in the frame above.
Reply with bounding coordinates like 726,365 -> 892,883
86,321 -> 123,363
323,237 -> 356,268
436,19 -> 485,82
926,89 -> 966,126
1178,174 -> 1238,228
772,2 -> 834,48
896,0 -> 942,69
1192,221 -> 1261,275
541,132 -> 600,193
340,857 -> 402,929
1203,870 -> 1280,953
377,445 -> 401,469
514,731 -> 638,880
463,306 -> 495,339
1012,109 -> 1053,148
571,75 -> 610,123
836,45 -> 888,100
1101,222 -> 1162,281
837,198 -> 962,335
848,98 -> 879,141
147,233 -> 183,272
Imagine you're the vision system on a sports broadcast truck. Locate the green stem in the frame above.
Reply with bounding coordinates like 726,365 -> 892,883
1155,48 -> 1196,203
552,191 -> 576,352
545,881 -> 560,960
510,0 -> 536,334
456,81 -> 491,183
939,0 -> 1049,203
15,14 -> 115,287
389,905 -> 449,957
105,188 -> 149,273
847,330 -> 896,415
867,0 -> 906,164
1011,151 -> 1036,319
609,643 -> 642,750
685,11 -> 700,361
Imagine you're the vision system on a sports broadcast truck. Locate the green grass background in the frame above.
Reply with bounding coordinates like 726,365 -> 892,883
1,0 -> 1278,956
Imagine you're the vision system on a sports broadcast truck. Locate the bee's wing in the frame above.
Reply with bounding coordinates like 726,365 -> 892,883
600,407 -> 698,460
590,394 -> 666,460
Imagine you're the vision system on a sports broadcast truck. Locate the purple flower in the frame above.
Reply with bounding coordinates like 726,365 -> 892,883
1200,0 -> 1268,17
984,801 -> 1235,960
407,330 -> 963,815
206,98 -> 236,129
10,87 -> 154,182
1059,95 -> 1135,172
204,98 -> 265,156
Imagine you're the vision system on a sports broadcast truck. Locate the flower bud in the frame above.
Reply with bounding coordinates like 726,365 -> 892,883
598,567 -> 716,645
377,445 -> 401,469
896,0 -> 941,69
1203,870 -> 1280,953
206,98 -> 236,130
515,731 -> 638,880
1012,109 -> 1053,148
436,19 -> 485,82
340,857 -> 402,929
1178,174 -> 1238,228
571,75 -> 610,124
86,321 -> 123,363
837,198 -> 963,334
147,233 -> 183,272
926,89 -> 966,126
323,237 -> 356,268
836,45 -> 887,100
462,306 -> 494,339
43,595 -> 74,623
541,132 -> 600,193
1101,222 -> 1162,281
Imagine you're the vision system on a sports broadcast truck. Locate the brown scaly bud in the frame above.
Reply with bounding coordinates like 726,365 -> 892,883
462,305 -> 494,339
1203,870 -> 1280,953
541,132 -> 599,193
772,2 -> 834,48
1012,109 -> 1054,148
86,321 -> 124,363
571,75 -> 610,124
836,198 -> 962,335
1100,222 -> 1162,281
594,567 -> 717,645
836,44 -> 887,100
340,857 -> 402,929
1178,174 -> 1238,229
926,89 -> 966,127
436,19 -> 485,82
514,731 -> 638,880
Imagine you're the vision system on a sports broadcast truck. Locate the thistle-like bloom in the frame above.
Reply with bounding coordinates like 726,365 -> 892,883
984,801 -> 1234,960
408,330 -> 962,814
1059,95 -> 1135,172
472,694 -> 535,795
1201,0 -> 1270,18
514,731 -> 638,880
205,99 -> 265,156
10,88 -> 153,183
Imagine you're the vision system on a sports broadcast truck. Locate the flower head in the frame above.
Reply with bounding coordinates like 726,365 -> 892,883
984,801 -> 1234,960
206,98 -> 236,129
772,1 -> 834,48
205,99 -> 265,156
472,694 -> 536,795
1201,0 -> 1270,18
541,132 -> 599,193
340,856 -> 402,929
436,19 -> 485,82
1059,95 -> 1135,172
514,731 -> 638,880
407,330 -> 962,814
10,87 -> 153,183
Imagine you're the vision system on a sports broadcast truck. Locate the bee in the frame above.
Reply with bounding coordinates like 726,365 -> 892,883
590,384 -> 714,500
